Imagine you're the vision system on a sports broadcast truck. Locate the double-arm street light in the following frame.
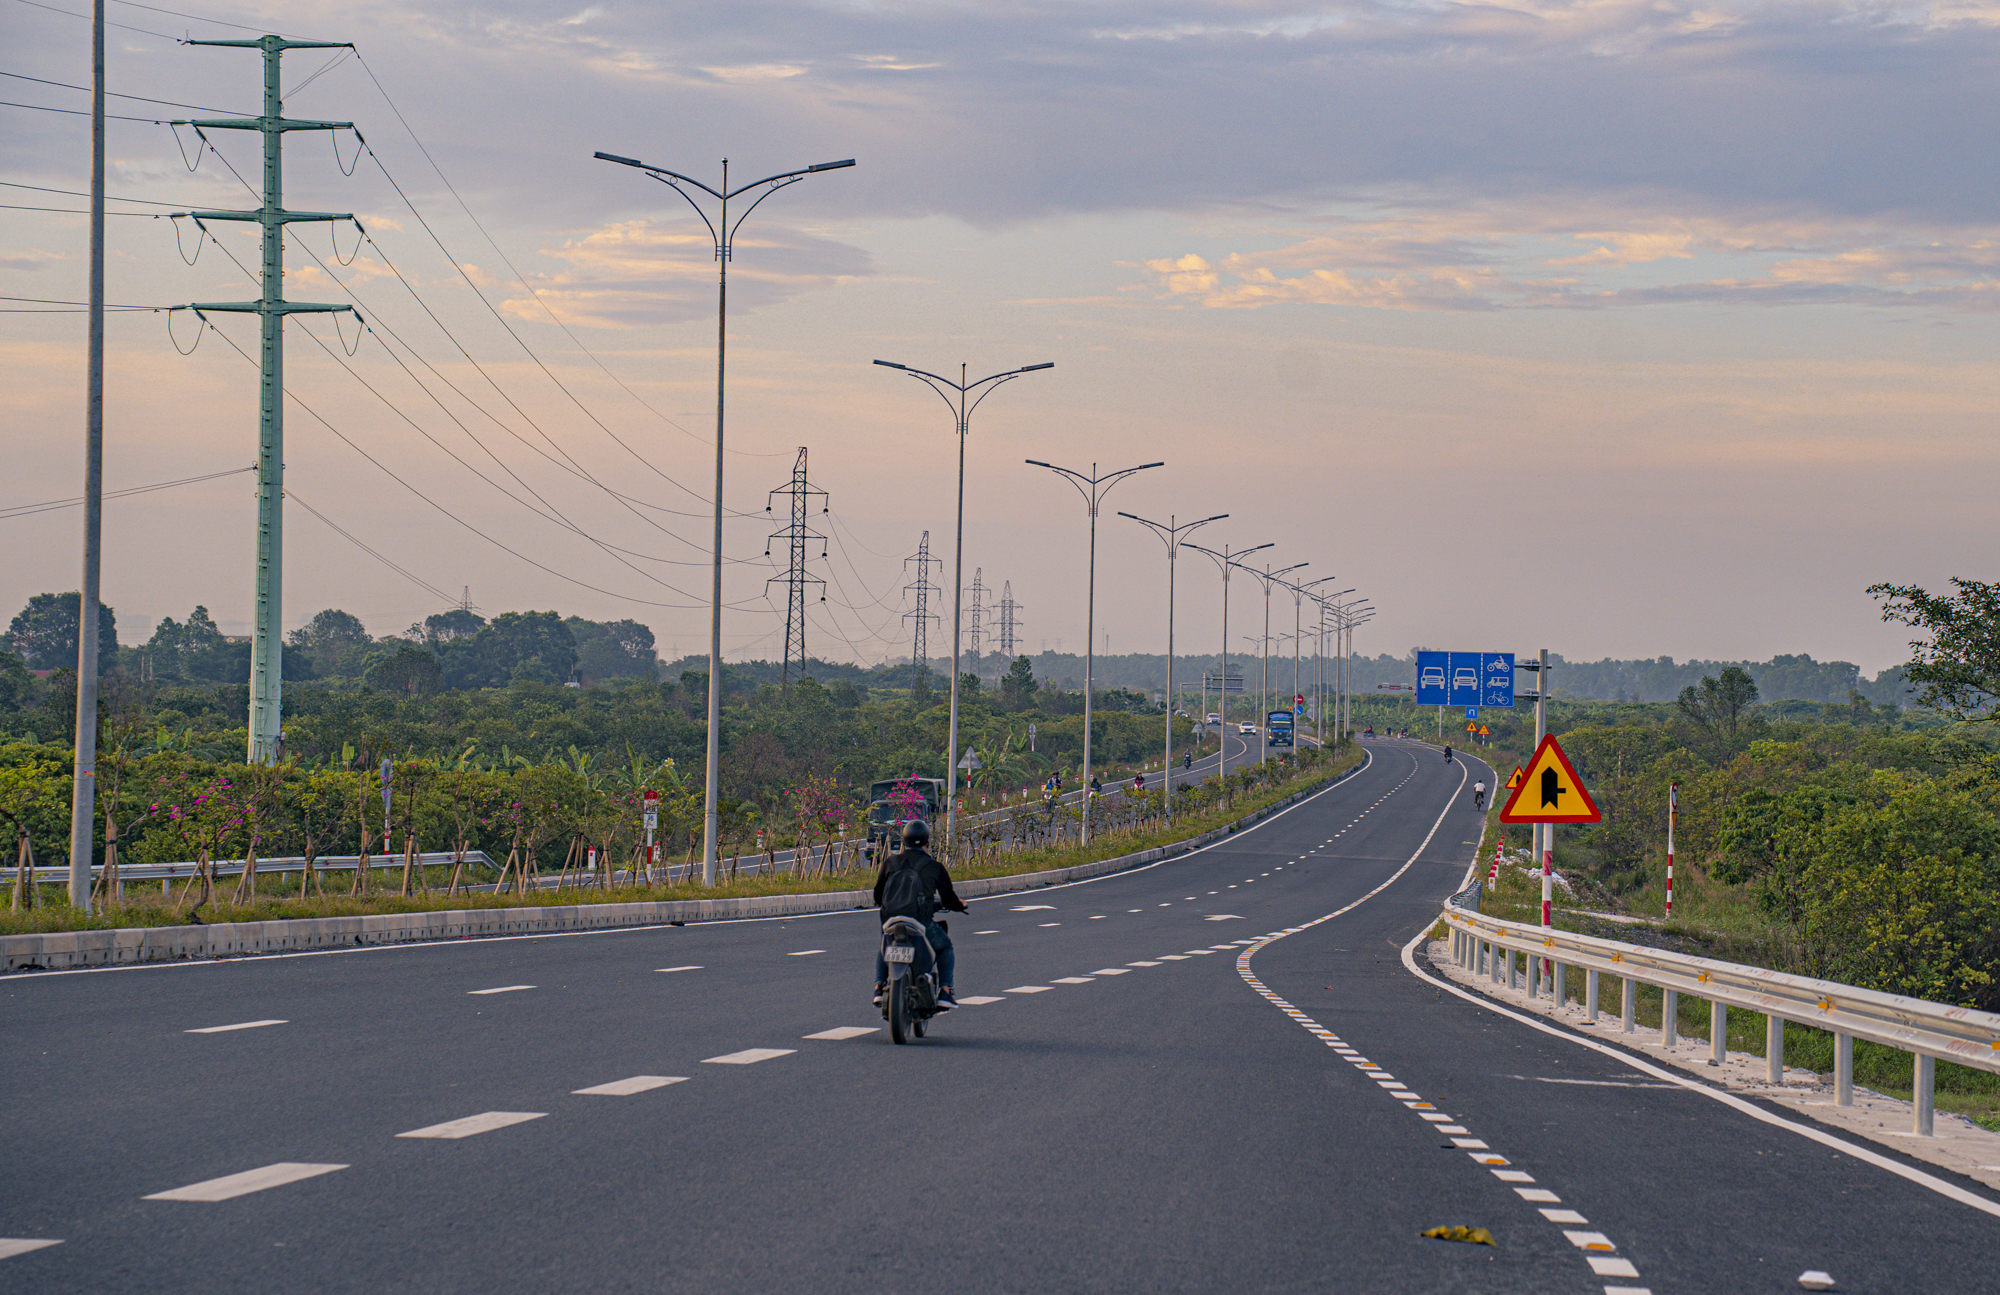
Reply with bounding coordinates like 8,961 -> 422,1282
1183,540 -> 1272,782
875,360 -> 1054,848
1323,597 -> 1373,740
594,148 -> 854,883
1118,510 -> 1225,821
1026,459 -> 1163,845
1304,584 -> 1352,745
1287,575 -> 1341,736
1233,560 -> 1308,767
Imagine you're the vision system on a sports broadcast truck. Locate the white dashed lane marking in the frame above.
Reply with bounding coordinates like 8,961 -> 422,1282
0,1239 -> 61,1259
397,1112 -> 546,1139
788,950 -> 826,957
1052,976 -> 1095,984
185,1019 -> 286,1033
468,985 -> 535,995
956,995 -> 1005,1005
655,966 -> 702,973
1088,968 -> 1130,976
803,1027 -> 878,1041
144,1162 -> 348,1201
1005,985 -> 1053,994
702,1048 -> 796,1065
573,1075 -> 687,1096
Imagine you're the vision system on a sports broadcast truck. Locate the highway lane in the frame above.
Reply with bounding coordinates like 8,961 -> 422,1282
7,738 -> 1996,1291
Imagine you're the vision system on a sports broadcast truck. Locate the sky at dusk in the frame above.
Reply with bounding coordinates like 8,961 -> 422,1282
5,0 -> 1999,675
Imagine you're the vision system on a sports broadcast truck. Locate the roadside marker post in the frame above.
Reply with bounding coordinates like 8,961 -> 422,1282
643,791 -> 659,882
1666,782 -> 1677,918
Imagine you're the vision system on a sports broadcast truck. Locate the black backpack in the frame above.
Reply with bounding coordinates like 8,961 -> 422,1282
879,854 -> 932,922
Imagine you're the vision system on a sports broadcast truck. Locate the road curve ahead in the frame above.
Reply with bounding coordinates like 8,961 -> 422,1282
5,739 -> 2000,1292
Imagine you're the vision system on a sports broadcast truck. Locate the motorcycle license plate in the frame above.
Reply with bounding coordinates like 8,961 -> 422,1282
884,946 -> 916,963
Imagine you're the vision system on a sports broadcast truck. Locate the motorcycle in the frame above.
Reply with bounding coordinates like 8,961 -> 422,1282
880,914 -> 942,1044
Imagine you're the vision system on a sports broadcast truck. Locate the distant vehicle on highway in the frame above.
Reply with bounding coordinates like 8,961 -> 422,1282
1419,665 -> 1445,691
1239,722 -> 1258,735
1453,667 -> 1478,691
1205,713 -> 1221,725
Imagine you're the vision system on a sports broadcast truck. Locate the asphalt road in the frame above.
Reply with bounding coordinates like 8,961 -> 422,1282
6,737 -> 2000,1292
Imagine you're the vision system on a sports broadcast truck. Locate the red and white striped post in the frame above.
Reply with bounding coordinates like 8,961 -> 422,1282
1488,836 -> 1503,884
1666,781 -> 1677,918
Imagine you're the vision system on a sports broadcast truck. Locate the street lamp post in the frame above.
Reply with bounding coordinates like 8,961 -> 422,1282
876,360 -> 1054,850
1233,561 -> 1307,768
1120,510 -> 1226,821
1026,459 -> 1163,845
1288,576 -> 1340,743
1184,541 -> 1272,783
594,148 -> 853,884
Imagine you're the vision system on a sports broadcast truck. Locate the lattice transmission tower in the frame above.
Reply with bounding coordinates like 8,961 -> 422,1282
997,580 -> 1021,659
903,530 -> 941,684
764,447 -> 826,686
966,568 -> 986,670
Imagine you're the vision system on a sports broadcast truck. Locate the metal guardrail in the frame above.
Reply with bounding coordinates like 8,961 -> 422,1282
1439,896 -> 2000,1137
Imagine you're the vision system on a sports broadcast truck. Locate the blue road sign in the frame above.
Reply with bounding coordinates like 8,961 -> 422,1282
1466,707 -> 1479,720
1415,651 -> 1515,708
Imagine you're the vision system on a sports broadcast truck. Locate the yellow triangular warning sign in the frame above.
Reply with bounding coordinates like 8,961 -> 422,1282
1477,725 -> 1490,736
1465,720 -> 1477,732
1499,735 -> 1600,824
1505,766 -> 1524,790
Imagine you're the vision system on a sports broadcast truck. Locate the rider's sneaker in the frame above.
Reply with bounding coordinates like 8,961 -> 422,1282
871,984 -> 884,1007
936,988 -> 958,1011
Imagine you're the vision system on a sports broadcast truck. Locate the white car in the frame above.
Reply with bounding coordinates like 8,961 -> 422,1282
1453,667 -> 1479,692
1239,722 -> 1258,735
1419,666 -> 1445,691
1205,713 -> 1221,726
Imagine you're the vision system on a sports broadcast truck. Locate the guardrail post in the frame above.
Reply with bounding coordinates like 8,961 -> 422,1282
1766,1015 -> 1783,1084
1622,977 -> 1636,1033
1507,947 -> 1518,992
1529,955 -> 1540,998
1553,959 -> 1566,1009
1835,1033 -> 1853,1106
1477,938 -> 1488,977
1710,1001 -> 1726,1066
1914,1054 -> 1934,1136
1662,989 -> 1678,1047
1586,969 -> 1599,1022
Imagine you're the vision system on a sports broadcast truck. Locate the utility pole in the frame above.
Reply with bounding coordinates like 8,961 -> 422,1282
763,446 -> 825,686
174,34 -> 355,765
66,0 -> 107,910
903,531 -> 940,691
997,581 -> 1019,658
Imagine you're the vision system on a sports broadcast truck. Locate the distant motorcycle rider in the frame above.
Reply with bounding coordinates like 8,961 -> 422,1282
871,820 -> 968,1011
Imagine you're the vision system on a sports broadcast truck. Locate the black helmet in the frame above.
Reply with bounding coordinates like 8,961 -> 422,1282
901,819 -> 931,848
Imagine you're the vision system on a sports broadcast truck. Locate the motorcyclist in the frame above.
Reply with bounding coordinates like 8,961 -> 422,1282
871,820 -> 967,1011
1183,750 -> 1193,771
1090,775 -> 1103,796
1444,744 -> 1454,762
1474,779 -> 1486,810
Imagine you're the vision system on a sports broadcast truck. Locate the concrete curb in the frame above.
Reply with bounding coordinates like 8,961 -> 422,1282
1,754 -> 1363,973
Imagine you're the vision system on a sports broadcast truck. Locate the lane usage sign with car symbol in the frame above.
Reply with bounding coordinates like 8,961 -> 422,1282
1414,651 -> 1514,708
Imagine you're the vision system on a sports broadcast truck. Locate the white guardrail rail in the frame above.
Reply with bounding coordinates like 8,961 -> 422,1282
1439,882 -> 2000,1138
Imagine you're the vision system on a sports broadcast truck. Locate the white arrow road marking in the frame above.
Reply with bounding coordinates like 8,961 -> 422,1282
145,1163 -> 348,1201
186,1019 -> 287,1033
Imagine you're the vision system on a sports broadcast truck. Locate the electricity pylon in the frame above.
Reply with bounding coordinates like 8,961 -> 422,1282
966,568 -> 986,671
173,34 -> 354,764
903,531 -> 941,687
764,447 -> 826,686
997,580 -> 1021,658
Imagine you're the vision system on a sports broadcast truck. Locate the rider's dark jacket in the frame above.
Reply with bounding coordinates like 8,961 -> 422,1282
872,846 -> 968,917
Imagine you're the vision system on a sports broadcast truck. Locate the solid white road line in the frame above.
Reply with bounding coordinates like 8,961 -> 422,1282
145,1162 -> 348,1201
803,1027 -> 878,1040
0,1239 -> 61,1260
185,1019 -> 287,1033
702,1048 -> 796,1065
397,1112 -> 546,1139
572,1076 -> 686,1096
655,965 -> 702,973
467,985 -> 535,995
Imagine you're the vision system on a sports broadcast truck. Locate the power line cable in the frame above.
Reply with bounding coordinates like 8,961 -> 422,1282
0,464 -> 253,518
11,0 -> 175,39
0,68 -> 248,114
286,486 -> 455,604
